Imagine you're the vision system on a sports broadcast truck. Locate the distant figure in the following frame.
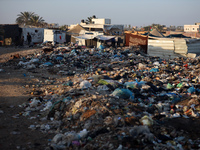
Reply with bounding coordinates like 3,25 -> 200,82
27,32 -> 32,46
20,36 -> 24,46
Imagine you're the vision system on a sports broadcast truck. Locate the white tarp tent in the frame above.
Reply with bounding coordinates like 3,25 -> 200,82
73,35 -> 116,46
72,35 -> 95,46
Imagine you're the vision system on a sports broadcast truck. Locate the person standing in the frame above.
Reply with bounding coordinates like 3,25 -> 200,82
27,32 -> 32,46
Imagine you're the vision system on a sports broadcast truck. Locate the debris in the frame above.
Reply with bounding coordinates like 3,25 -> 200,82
4,44 -> 200,149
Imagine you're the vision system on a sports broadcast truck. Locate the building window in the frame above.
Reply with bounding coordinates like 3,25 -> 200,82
193,28 -> 195,30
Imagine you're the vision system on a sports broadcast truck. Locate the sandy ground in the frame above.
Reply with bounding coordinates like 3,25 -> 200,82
0,46 -> 54,150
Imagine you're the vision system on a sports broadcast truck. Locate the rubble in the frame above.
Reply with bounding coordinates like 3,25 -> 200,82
2,44 -> 200,149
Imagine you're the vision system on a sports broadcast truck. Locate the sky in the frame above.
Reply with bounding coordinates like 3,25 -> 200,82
0,0 -> 200,27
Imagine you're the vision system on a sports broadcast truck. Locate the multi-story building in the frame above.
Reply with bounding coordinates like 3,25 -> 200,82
80,18 -> 124,35
184,24 -> 200,32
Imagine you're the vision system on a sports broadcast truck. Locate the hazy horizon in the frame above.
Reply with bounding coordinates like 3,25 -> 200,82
0,0 -> 199,27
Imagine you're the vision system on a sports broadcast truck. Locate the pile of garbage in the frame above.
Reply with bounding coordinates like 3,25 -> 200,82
7,45 -> 200,149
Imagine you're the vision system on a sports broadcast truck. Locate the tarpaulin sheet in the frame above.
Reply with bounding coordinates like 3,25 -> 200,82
125,33 -> 148,53
72,35 -> 95,40
96,35 -> 115,41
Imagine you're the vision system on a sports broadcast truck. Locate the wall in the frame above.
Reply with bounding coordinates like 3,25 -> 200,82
44,29 -> 66,44
22,28 -> 44,44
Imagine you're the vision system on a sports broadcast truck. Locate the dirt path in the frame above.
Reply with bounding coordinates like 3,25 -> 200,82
0,46 -> 43,63
0,46 -> 54,149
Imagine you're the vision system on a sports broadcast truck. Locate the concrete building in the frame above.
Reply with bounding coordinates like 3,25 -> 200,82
67,18 -> 124,47
81,18 -> 124,35
92,18 -> 111,25
184,24 -> 200,32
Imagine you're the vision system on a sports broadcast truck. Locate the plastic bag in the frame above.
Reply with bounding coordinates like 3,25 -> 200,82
98,79 -> 119,88
177,83 -> 183,88
124,82 -> 138,89
80,80 -> 91,89
139,115 -> 154,126
112,88 -> 134,100
167,83 -> 174,89
125,79 -> 146,89
150,68 -> 159,72
187,86 -> 195,94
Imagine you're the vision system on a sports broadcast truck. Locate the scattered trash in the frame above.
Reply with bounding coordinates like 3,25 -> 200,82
3,44 -> 200,149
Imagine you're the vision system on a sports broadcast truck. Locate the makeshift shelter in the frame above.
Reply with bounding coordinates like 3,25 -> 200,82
72,34 -> 95,46
143,29 -> 165,38
95,35 -> 116,48
67,24 -> 86,36
104,25 -> 124,35
125,33 -> 148,53
165,34 -> 190,38
66,25 -> 86,43
72,35 -> 116,48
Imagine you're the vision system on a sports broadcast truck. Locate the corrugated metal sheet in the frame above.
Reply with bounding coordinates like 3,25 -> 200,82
174,39 -> 188,54
187,39 -> 200,54
148,39 -> 175,58
148,38 -> 198,58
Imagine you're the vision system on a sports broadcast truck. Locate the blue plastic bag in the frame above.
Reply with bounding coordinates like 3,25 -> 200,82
187,86 -> 195,94
43,62 -> 53,66
98,45 -> 104,50
56,56 -> 63,61
150,68 -> 159,72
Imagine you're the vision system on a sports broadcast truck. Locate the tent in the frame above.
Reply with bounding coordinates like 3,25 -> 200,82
67,24 -> 86,35
66,24 -> 87,43
73,35 -> 116,47
143,29 -> 165,37
72,34 -> 96,46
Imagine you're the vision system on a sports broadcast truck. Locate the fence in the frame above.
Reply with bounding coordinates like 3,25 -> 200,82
148,38 -> 199,58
